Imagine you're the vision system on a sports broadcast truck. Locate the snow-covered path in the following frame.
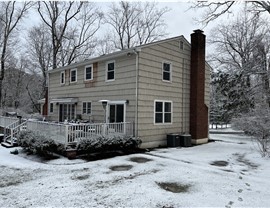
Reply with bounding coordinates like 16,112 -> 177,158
1,133 -> 270,207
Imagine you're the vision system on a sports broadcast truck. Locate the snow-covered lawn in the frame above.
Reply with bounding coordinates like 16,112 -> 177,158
1,133 -> 270,207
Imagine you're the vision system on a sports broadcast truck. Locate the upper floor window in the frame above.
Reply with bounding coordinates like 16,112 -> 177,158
60,71 -> 65,85
85,65 -> 93,81
70,68 -> 77,83
162,62 -> 172,82
154,100 -> 172,124
106,61 -> 115,81
82,102 -> 91,115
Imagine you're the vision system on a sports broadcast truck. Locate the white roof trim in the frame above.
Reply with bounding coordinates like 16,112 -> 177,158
38,98 -> 45,104
50,98 -> 78,104
48,36 -> 185,74
108,100 -> 128,105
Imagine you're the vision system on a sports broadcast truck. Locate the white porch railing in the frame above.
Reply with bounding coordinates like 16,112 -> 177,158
0,116 -> 134,147
26,120 -> 67,144
67,122 -> 134,143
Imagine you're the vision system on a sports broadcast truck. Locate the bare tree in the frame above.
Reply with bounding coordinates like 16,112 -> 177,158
27,23 -> 52,92
37,1 -> 102,69
105,1 -> 169,50
209,9 -> 270,116
0,1 -> 32,107
192,1 -> 270,25
232,104 -> 270,157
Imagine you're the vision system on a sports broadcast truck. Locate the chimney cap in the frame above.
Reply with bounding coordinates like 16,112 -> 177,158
193,29 -> 204,34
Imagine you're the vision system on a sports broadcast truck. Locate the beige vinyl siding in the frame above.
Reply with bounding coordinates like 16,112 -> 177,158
137,38 -> 191,148
48,55 -> 137,123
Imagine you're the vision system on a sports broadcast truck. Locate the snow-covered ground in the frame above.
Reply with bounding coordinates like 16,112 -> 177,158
1,133 -> 270,207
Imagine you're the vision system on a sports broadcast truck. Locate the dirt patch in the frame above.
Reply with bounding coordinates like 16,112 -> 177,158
222,169 -> 234,173
109,165 -> 133,171
71,174 -> 90,181
0,166 -> 34,188
210,160 -> 229,167
235,153 -> 259,169
157,182 -> 191,193
71,168 -> 90,173
129,157 -> 152,163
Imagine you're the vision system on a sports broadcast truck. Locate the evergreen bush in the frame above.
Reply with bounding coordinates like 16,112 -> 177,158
77,135 -> 141,154
18,130 -> 65,156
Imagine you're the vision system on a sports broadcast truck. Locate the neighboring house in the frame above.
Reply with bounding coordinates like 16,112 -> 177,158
42,30 -> 210,149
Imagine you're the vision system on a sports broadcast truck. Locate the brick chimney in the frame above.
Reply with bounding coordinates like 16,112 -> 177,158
189,29 -> 208,144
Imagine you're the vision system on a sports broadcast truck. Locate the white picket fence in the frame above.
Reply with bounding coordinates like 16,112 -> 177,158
0,116 -> 134,147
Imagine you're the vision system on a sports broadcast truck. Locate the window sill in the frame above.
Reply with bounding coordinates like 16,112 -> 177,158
154,122 -> 173,125
84,79 -> 93,83
105,79 -> 115,82
162,79 -> 172,83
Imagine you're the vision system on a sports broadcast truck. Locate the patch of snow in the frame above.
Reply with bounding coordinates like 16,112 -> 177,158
0,133 -> 270,207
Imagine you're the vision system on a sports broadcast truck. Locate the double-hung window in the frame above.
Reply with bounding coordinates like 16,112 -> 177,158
154,100 -> 172,124
162,62 -> 172,82
106,61 -> 115,81
60,71 -> 65,85
82,102 -> 91,115
70,68 -> 77,83
85,65 -> 93,81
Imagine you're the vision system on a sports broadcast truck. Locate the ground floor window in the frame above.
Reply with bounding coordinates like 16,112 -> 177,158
59,104 -> 76,122
82,102 -> 91,115
154,100 -> 172,124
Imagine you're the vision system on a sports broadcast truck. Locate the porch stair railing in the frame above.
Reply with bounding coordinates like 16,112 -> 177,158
2,120 -> 26,147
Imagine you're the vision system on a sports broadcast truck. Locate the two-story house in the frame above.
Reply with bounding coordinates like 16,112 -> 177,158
43,30 -> 210,148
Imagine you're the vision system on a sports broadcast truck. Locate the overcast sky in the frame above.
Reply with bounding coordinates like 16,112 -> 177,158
24,1 -> 244,56
95,1 -> 243,54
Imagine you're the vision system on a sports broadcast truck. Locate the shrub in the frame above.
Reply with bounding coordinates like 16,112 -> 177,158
18,130 -> 65,156
232,104 -> 270,157
77,135 -> 142,154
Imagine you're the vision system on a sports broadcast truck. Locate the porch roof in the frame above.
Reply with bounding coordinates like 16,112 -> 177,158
50,98 -> 78,104
38,98 -> 45,104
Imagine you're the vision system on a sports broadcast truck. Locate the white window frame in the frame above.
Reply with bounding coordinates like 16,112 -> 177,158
70,68 -> 77,83
60,71 -> 65,85
106,60 -> 115,82
49,102 -> 54,114
84,64 -> 93,81
162,61 -> 172,82
154,100 -> 173,125
82,101 -> 92,115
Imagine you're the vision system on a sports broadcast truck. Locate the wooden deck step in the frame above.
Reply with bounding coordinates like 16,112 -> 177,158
1,142 -> 15,148
1,137 -> 18,148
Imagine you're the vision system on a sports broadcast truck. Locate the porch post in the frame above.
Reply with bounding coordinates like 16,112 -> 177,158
65,125 -> 69,147
10,128 -> 13,146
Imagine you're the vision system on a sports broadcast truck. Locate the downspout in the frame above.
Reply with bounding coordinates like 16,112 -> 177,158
133,48 -> 140,138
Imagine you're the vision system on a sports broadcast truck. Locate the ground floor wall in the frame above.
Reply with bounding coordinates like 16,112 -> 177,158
47,94 -> 136,125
